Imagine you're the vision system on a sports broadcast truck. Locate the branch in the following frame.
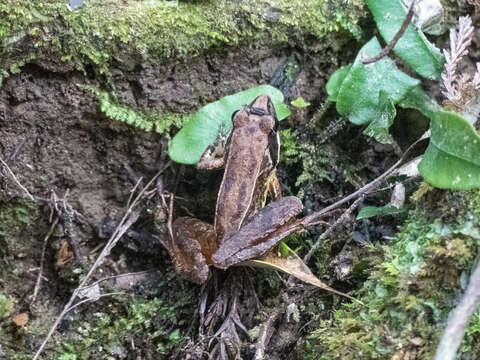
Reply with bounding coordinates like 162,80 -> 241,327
254,309 -> 281,360
0,157 -> 34,201
31,217 -> 59,304
32,170 -> 162,360
301,135 -> 425,227
362,0 -> 416,65
303,195 -> 365,263
434,260 -> 480,360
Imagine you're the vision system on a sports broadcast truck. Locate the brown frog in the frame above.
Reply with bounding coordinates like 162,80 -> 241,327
164,95 -> 303,284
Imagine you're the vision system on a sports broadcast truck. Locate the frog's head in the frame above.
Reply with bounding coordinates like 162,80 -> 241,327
246,95 -> 278,135
232,94 -> 279,133
249,94 -> 277,120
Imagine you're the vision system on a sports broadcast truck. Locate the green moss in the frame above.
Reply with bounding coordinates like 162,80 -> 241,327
56,294 -> 194,359
80,84 -> 186,132
280,129 -> 361,198
1,0 -> 366,76
0,293 -> 14,319
0,199 -> 40,358
302,190 -> 480,359
0,197 -> 38,265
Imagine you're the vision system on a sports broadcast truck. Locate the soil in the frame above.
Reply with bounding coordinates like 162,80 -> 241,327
0,44 -> 356,359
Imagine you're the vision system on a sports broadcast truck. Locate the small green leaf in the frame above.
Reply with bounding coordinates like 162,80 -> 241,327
336,37 -> 419,126
362,91 -> 396,144
168,85 -> 290,165
398,84 -> 439,117
278,241 -> 291,258
326,64 -> 352,102
366,0 -> 444,80
291,97 -> 311,108
168,329 -> 181,341
357,205 -> 404,219
419,111 -> 480,189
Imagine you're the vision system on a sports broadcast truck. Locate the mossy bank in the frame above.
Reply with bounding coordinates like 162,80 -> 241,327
302,189 -> 480,359
1,0 -> 364,78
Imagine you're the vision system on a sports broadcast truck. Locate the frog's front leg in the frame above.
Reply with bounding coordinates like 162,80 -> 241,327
196,135 -> 229,170
166,217 -> 218,284
211,196 -> 303,269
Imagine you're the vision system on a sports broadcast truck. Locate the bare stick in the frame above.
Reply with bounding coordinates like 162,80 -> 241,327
32,170 -> 162,360
301,136 -> 424,227
303,195 -> 365,263
167,192 -> 175,242
434,260 -> 480,360
31,217 -> 59,304
0,157 -> 34,201
65,292 -> 125,313
362,0 -> 416,65
254,309 -> 281,360
126,176 -> 143,209
78,269 -> 157,292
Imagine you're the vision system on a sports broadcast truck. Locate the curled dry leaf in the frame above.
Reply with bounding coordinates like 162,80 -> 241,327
245,247 -> 363,304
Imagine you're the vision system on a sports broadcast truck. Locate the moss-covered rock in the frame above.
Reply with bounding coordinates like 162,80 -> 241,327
1,0 -> 365,78
301,190 -> 480,359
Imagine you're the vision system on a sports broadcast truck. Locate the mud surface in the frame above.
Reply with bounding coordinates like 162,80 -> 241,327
0,46 -> 340,221
0,44 -> 354,358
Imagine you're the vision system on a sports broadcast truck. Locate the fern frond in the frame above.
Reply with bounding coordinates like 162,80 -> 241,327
78,84 -> 185,133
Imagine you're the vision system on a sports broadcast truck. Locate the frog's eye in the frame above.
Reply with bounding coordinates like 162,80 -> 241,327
231,110 -> 239,120
259,116 -> 275,134
232,110 -> 249,128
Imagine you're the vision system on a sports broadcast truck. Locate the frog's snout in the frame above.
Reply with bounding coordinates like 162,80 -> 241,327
249,94 -> 275,116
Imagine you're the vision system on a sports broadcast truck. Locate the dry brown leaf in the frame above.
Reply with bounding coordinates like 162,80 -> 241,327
13,313 -> 29,327
56,240 -> 73,267
244,247 -> 363,304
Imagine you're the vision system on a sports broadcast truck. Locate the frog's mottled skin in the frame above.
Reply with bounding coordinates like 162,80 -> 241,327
215,95 -> 279,241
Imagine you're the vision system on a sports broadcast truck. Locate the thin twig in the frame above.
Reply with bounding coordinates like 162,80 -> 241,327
362,0 -> 416,65
0,157 -> 34,201
32,170 -> 162,360
301,135 -> 425,227
65,292 -> 126,313
31,217 -> 59,304
167,192 -> 175,242
254,309 -> 281,360
434,259 -> 480,360
126,176 -> 143,209
254,308 -> 280,360
8,139 -> 26,162
78,269 -> 157,292
303,195 -> 365,263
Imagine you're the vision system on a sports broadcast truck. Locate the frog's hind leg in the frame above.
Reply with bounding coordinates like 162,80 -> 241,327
166,217 -> 217,285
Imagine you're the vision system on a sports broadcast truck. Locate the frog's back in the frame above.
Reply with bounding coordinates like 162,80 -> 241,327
214,122 -> 270,242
